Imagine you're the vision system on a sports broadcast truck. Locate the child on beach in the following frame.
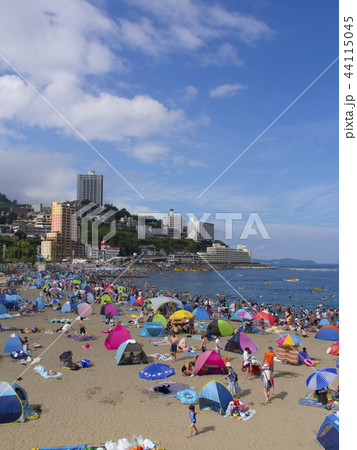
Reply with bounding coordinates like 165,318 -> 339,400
188,404 -> 199,438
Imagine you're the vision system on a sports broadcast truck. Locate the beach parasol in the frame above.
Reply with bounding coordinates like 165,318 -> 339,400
232,310 -> 255,321
169,310 -> 194,321
276,334 -> 302,346
59,351 -> 73,363
139,363 -> 175,381
254,311 -> 275,326
306,368 -> 338,390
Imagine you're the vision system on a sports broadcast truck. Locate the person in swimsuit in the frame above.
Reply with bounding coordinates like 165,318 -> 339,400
78,317 -> 86,336
188,404 -> 199,438
170,332 -> 178,361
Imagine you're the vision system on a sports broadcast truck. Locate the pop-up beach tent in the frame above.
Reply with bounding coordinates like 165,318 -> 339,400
224,331 -> 258,354
104,326 -> 132,350
207,319 -> 234,337
4,333 -> 23,353
315,412 -> 339,449
139,322 -> 167,337
193,307 -> 210,320
146,296 -> 183,314
0,382 -> 28,424
114,339 -> 148,365
199,380 -> 233,415
315,325 -> 339,341
61,302 -> 72,313
194,350 -> 227,375
147,313 -> 167,328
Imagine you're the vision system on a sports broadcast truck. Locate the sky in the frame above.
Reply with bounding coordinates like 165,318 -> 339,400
0,0 -> 339,263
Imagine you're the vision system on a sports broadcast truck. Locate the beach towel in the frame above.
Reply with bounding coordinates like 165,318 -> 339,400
148,338 -> 170,345
71,334 -> 95,341
146,380 -> 195,398
34,365 -> 62,378
233,409 -> 256,421
148,353 -> 174,361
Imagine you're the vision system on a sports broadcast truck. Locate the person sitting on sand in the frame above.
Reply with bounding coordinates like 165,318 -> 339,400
181,362 -> 195,376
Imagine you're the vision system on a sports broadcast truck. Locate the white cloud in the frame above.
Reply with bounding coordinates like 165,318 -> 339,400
130,142 -> 171,163
210,83 -> 247,98
0,146 -> 76,204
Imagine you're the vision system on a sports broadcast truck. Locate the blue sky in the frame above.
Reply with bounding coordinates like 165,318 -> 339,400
0,0 -> 338,262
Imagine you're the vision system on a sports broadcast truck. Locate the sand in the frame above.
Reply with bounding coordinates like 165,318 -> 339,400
1,287 -> 339,450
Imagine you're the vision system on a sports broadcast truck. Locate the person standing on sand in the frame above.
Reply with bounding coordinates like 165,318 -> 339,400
188,404 -> 199,438
78,317 -> 86,336
263,346 -> 277,374
261,363 -> 274,403
170,332 -> 178,361
199,334 -> 207,352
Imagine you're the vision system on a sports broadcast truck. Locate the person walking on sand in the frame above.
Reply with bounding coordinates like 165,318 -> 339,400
261,363 -> 274,403
170,332 -> 178,361
188,404 -> 199,438
199,334 -> 207,352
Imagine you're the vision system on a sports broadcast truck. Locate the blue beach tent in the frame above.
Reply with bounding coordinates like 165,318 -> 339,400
199,380 -> 233,415
61,302 -> 72,313
35,298 -> 45,309
4,333 -> 23,353
0,381 -> 28,424
316,412 -> 339,449
139,322 -> 167,337
0,304 -> 7,315
183,303 -> 193,312
193,307 -> 210,320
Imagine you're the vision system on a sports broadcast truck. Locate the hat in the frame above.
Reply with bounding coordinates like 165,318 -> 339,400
261,363 -> 269,370
226,362 -> 232,368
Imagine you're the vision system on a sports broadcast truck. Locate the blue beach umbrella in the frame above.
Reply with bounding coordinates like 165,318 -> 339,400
139,363 -> 175,381
306,368 -> 338,390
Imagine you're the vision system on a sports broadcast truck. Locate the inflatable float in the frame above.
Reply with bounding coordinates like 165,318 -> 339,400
176,389 -> 199,404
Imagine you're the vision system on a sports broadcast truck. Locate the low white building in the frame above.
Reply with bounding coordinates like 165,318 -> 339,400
197,243 -> 252,264
167,253 -> 200,264
85,244 -> 120,261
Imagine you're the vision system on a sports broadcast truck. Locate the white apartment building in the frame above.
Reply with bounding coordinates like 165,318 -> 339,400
167,253 -> 200,264
187,218 -> 214,242
197,243 -> 252,264
162,209 -> 183,237
85,244 -> 120,261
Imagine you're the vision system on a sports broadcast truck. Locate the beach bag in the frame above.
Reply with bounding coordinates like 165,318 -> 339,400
80,358 -> 90,368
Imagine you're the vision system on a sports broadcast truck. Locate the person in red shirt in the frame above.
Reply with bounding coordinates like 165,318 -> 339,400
263,346 -> 277,373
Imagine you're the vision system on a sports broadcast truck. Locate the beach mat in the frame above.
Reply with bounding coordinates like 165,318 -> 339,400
146,380 -> 195,398
298,398 -> 338,410
230,409 -> 256,421
148,338 -> 170,345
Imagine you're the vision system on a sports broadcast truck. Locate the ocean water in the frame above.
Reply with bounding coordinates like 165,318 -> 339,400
142,267 -> 339,311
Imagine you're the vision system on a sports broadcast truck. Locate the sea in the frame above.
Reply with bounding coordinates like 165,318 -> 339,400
142,266 -> 339,312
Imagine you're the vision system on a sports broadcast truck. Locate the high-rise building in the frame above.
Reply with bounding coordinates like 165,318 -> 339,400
187,218 -> 214,242
40,202 -> 83,260
77,171 -> 103,206
162,209 -> 183,237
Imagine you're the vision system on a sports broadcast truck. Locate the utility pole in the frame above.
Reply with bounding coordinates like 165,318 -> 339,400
3,243 -> 6,259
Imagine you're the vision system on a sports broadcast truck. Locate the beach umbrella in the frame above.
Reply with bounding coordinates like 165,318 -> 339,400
254,312 -> 275,326
231,310 -> 255,321
139,363 -> 175,381
315,325 -> 339,341
49,287 -> 60,294
169,310 -> 194,321
59,351 -> 73,363
276,334 -> 302,346
306,368 -> 338,390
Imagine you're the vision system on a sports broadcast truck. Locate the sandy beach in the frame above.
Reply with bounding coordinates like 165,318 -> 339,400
1,286 -> 339,450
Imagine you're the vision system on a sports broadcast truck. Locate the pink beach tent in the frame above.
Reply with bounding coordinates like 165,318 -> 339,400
104,326 -> 132,350
104,303 -> 118,317
78,303 -> 92,317
194,350 -> 227,376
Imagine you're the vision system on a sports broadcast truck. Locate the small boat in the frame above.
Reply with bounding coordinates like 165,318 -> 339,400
284,278 -> 299,282
313,287 -> 328,291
